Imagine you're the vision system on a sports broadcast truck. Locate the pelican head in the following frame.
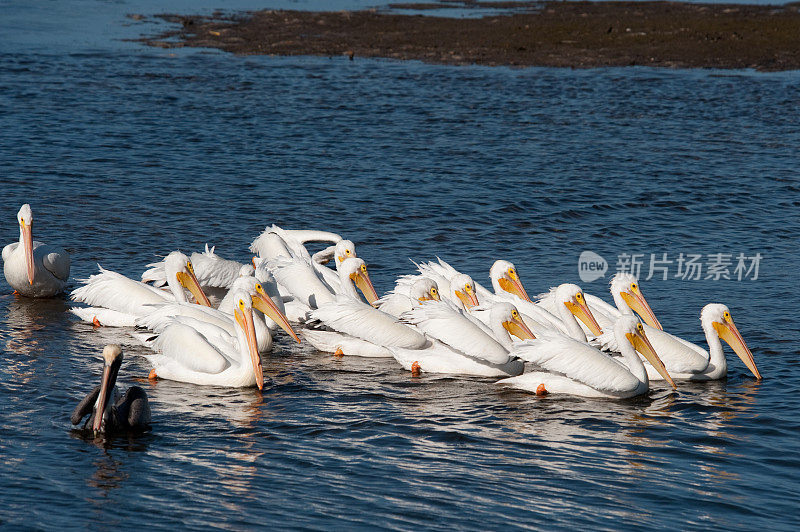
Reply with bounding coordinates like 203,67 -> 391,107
410,278 -> 440,304
452,273 -> 479,309
490,260 -> 531,302
492,303 -> 535,340
231,289 -> 264,390
164,251 -> 211,307
92,344 -> 124,433
556,283 -> 603,336
17,204 -> 35,285
610,273 -> 663,330
701,303 -> 760,379
616,316 -> 676,388
340,258 -> 379,305
335,240 -> 357,263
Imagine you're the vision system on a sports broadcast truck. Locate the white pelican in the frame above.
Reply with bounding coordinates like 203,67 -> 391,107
71,251 -> 211,327
499,316 -> 676,398
583,273 -> 663,331
302,296 -> 428,358
312,239 -> 358,292
407,258 -> 565,334
135,275 -> 300,353
250,225 -> 343,263
393,259 -> 480,309
268,256 -> 379,322
2,204 -> 70,297
623,303 -> 760,381
515,283 -> 604,341
390,301 -> 535,377
301,277 -> 433,358
70,345 -> 151,434
375,278 -> 440,318
145,290 -> 266,389
141,244 -> 253,306
584,277 -> 755,381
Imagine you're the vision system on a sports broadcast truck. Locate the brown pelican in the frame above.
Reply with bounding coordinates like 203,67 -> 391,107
71,345 -> 151,434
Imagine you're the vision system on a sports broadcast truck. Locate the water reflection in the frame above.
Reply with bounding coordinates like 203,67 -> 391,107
1,294 -> 70,357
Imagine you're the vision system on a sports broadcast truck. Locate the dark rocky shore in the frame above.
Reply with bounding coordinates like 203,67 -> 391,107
142,1 -> 800,71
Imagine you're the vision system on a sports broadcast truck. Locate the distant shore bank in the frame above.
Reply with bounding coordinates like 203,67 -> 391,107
142,2 -> 800,71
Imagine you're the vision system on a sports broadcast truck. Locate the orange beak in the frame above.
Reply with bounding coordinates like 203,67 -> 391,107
455,288 -> 479,309
503,316 -> 536,340
253,288 -> 301,344
498,272 -> 531,302
714,318 -> 761,379
352,269 -> 379,305
235,305 -> 264,390
176,266 -> 212,307
565,296 -> 603,336
621,290 -> 663,330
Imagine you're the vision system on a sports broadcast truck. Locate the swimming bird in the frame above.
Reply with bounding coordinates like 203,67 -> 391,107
551,273 -> 663,344
71,251 -> 211,327
71,345 -> 151,434
135,275 -> 301,353
393,259 -> 480,310
499,315 -> 676,398
250,225 -> 343,263
268,256 -> 379,322
141,244 -> 253,307
3,204 -> 70,297
407,258 -> 563,333
523,283 -> 604,341
301,277 -> 432,358
375,277 -> 441,318
389,301 -> 535,377
145,289 -> 266,389
620,303 -> 760,381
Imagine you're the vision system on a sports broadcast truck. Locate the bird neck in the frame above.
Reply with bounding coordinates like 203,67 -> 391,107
251,310 -> 271,351
556,301 -> 587,342
491,275 -> 503,295
490,318 -> 513,350
167,275 -> 188,303
234,320 -> 251,366
337,271 -> 359,300
611,290 -> 633,315
702,320 -> 727,375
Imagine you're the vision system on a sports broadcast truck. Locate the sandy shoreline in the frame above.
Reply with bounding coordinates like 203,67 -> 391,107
142,1 -> 800,71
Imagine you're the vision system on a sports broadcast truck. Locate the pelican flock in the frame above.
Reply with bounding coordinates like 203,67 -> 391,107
2,203 -> 765,435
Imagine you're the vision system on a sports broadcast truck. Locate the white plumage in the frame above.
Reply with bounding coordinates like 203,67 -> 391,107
145,290 -> 266,389
70,251 -> 211,326
499,316 -> 676,398
2,204 -> 70,297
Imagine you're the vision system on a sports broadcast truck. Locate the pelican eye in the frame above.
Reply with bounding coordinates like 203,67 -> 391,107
360,264 -> 367,273
637,323 -> 644,332
256,284 -> 263,291
575,293 -> 584,302
512,310 -> 519,318
431,288 -> 438,295
345,249 -> 351,255
465,285 -> 472,293
724,311 -> 731,320
238,300 -> 245,309
631,283 -> 638,291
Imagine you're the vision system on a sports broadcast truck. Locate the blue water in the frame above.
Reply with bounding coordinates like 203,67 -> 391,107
1,1 -> 799,529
